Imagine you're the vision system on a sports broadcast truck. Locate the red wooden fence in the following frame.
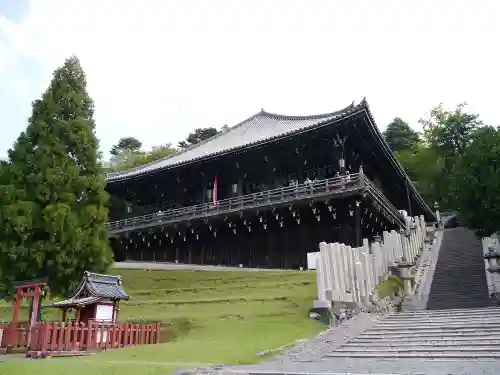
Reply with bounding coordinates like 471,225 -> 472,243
0,321 -> 161,352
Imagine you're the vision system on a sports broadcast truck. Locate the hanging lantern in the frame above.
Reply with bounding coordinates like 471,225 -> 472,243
296,218 -> 301,225
214,231 -> 217,238
279,221 -> 284,227
247,226 -> 252,232
196,234 -> 199,240
183,236 -> 187,242
316,215 -> 321,222
259,217 -> 263,223
349,209 -> 354,217
170,238 -> 174,244
233,228 -> 237,234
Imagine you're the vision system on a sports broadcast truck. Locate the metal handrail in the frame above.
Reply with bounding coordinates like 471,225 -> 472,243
108,174 -> 362,231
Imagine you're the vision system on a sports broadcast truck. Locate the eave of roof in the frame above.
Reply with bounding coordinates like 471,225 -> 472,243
53,296 -> 102,308
105,101 -> 361,182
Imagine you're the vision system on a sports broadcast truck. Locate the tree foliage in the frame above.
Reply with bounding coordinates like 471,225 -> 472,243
106,143 -> 178,172
450,126 -> 500,237
383,117 -> 421,153
110,137 -> 142,156
0,56 -> 113,297
178,127 -> 219,148
420,103 -> 481,157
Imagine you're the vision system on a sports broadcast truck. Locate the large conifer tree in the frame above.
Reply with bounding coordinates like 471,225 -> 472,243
0,56 -> 112,297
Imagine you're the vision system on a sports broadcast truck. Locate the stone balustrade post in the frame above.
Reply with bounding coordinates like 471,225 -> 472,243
485,249 -> 500,295
327,243 -> 341,301
314,243 -> 330,308
371,240 -> 384,283
398,258 -> 413,297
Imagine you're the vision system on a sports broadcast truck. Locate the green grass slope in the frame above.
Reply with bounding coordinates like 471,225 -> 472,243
0,268 -> 322,375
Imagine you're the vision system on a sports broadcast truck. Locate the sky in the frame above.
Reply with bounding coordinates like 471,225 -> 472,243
0,0 -> 499,160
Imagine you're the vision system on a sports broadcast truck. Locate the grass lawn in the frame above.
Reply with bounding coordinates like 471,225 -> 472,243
0,268 -> 323,375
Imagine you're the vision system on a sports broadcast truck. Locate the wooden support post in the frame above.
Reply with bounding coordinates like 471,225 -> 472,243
7,287 -> 22,352
355,200 -> 362,247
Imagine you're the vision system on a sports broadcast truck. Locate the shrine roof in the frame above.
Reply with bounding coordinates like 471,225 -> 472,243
105,100 -> 364,182
68,271 -> 129,301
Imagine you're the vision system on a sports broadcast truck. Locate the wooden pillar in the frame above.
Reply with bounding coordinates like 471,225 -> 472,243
115,301 -> 120,322
7,287 -> 22,351
26,285 -> 43,349
62,309 -> 67,322
355,200 -> 362,247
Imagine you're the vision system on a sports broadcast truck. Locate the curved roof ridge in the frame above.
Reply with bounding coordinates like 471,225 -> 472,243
261,102 -> 358,121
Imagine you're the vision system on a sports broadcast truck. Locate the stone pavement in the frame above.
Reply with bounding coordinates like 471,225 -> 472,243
224,307 -> 500,375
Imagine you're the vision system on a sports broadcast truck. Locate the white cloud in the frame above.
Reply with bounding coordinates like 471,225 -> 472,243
1,0 -> 499,156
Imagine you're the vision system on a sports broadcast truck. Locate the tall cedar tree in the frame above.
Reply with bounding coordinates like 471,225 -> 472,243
0,56 -> 112,297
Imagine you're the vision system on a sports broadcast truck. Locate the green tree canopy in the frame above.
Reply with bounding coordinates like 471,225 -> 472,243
178,127 -> 219,148
383,117 -> 421,153
450,126 -> 500,237
420,103 -> 481,157
110,137 -> 143,156
0,55 -> 113,297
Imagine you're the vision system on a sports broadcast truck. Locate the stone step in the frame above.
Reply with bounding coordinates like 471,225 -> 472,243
375,321 -> 500,328
369,324 -> 500,332
335,345 -> 500,353
387,311 -> 499,319
344,340 -> 500,347
381,317 -> 500,324
355,333 -> 500,340
391,308 -> 498,316
325,351 -> 500,359
364,327 -> 500,335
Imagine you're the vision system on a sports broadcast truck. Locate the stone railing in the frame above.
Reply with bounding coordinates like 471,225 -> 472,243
311,214 -> 427,309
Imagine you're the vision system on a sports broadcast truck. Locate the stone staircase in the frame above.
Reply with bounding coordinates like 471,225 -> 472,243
426,227 -> 490,310
327,307 -> 500,360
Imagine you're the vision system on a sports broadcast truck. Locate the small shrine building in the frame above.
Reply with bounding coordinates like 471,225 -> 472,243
53,271 -> 129,323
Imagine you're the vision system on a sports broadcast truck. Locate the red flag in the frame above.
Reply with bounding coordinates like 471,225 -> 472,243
213,175 -> 218,208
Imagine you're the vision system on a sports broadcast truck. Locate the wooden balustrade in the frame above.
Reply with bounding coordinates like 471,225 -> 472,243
0,321 -> 161,353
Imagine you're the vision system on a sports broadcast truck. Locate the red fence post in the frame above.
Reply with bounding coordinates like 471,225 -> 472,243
86,320 -> 93,350
156,323 -> 161,344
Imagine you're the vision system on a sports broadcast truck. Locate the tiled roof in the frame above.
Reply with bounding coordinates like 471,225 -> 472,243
69,271 -> 129,301
106,101 -> 363,182
53,296 -> 101,308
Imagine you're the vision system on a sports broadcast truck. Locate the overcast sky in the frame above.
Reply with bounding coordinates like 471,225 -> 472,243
1,0 -> 499,159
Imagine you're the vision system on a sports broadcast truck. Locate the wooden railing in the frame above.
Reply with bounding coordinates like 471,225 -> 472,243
107,173 -> 406,234
108,174 -> 365,234
0,321 -> 161,352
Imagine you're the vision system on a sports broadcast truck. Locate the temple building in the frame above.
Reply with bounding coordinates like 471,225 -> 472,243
53,272 -> 129,323
105,99 -> 434,269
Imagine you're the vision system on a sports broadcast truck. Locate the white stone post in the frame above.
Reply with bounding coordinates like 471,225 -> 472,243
371,240 -> 383,283
314,255 -> 329,307
319,242 -> 333,301
326,243 -> 340,301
